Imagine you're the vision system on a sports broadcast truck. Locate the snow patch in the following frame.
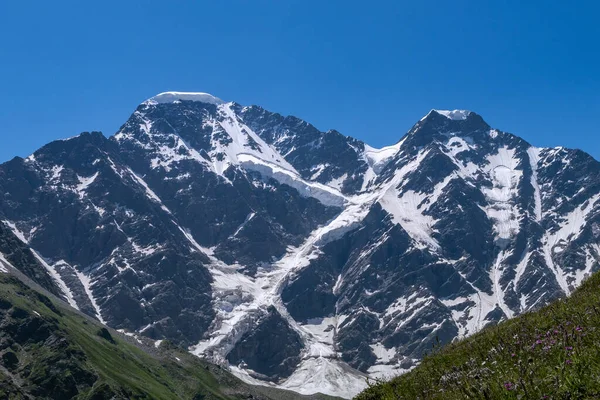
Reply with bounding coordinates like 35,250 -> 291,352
527,147 -> 543,222
542,193 -> 600,294
364,141 -> 403,173
117,329 -> 144,344
127,168 -> 172,214
32,253 -> 79,310
370,343 -> 396,363
379,167 -> 453,251
446,136 -> 473,157
0,253 -> 11,273
75,270 -> 106,324
76,172 -> 99,198
490,250 -> 514,318
434,109 -> 472,120
207,104 -> 297,176
481,147 -> 523,242
2,220 -> 29,243
49,165 -> 64,181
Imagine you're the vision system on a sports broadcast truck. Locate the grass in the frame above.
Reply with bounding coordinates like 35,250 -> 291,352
356,272 -> 600,400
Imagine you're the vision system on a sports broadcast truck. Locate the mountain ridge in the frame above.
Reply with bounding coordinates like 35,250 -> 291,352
1,92 -> 598,398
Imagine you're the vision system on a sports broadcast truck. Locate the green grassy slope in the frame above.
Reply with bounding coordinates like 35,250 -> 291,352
356,273 -> 600,400
0,274 -> 339,400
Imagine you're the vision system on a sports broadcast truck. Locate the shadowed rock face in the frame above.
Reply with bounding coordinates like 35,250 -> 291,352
0,222 -> 61,297
227,306 -> 303,382
1,98 -> 599,395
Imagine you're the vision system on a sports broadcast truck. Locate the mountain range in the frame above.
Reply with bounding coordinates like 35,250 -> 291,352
1,92 -> 598,398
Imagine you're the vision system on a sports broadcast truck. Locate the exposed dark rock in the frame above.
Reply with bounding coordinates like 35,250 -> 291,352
227,307 -> 303,381
1,350 -> 19,370
96,327 -> 116,344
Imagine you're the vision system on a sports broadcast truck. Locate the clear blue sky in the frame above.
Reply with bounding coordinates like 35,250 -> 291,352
1,0 -> 598,162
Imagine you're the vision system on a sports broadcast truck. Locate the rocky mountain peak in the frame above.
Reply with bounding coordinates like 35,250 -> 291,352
1,95 -> 599,399
398,109 -> 491,150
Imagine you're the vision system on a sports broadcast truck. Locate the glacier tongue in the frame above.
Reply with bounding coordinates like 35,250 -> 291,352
191,195 -> 376,397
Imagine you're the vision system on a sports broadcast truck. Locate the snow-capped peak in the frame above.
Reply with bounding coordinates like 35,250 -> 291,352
144,91 -> 225,106
432,109 -> 472,120
420,109 -> 473,122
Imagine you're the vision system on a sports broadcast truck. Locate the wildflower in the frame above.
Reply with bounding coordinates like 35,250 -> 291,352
565,346 -> 573,351
566,359 -> 573,365
511,353 -> 516,357
504,382 -> 515,391
576,326 -> 583,332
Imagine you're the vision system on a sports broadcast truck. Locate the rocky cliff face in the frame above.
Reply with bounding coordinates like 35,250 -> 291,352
1,92 -> 598,398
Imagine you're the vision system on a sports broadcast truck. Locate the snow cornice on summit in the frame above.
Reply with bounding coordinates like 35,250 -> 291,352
434,109 -> 471,120
144,91 -> 225,106
420,109 -> 472,121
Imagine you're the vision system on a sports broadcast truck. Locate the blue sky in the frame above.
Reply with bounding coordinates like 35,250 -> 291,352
0,0 -> 598,162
